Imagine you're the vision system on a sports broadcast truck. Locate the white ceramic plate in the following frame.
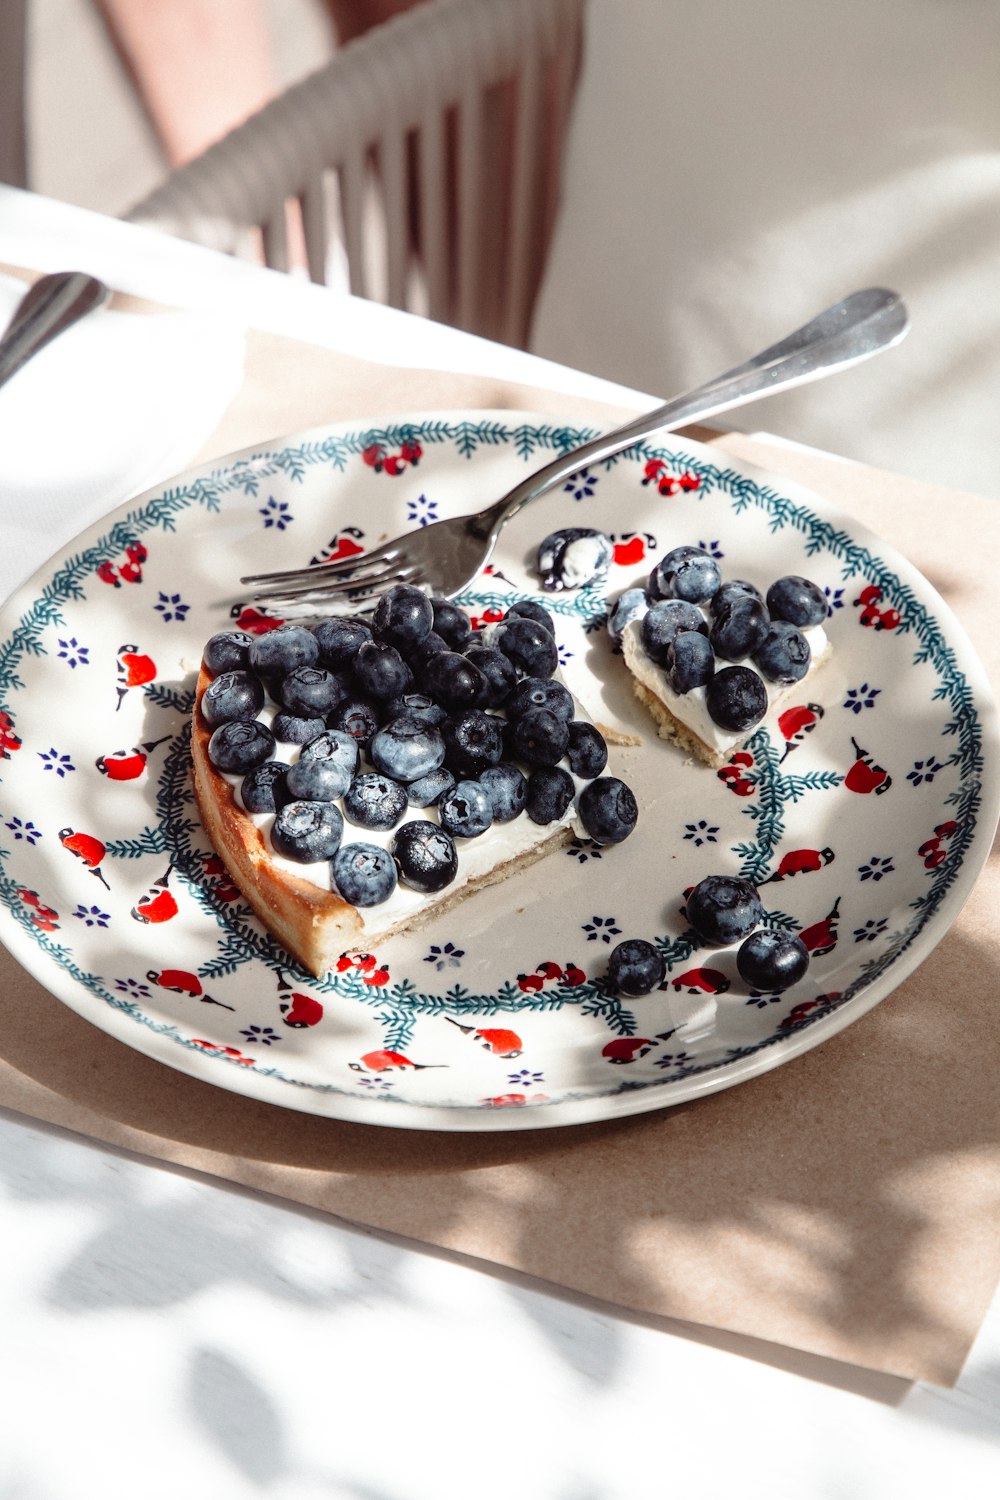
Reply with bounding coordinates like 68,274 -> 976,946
0,413 -> 996,1130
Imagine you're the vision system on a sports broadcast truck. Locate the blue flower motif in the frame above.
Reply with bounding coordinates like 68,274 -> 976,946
853,917 -> 888,943
745,992 -> 784,1008
358,1074 -> 393,1090
824,586 -> 845,615
73,903 -> 110,928
858,854 -> 895,882
38,748 -> 75,777
557,643 -> 574,666
154,591 -> 190,623
566,837 -> 602,862
260,496 -> 293,530
508,1068 -> 544,1086
407,493 -> 437,526
843,683 -> 881,714
114,977 -> 151,1000
424,941 -> 465,971
57,636 -> 89,668
239,1025 -> 281,1046
582,914 -> 621,943
655,1051 -> 694,1069
907,756 -> 945,787
563,467 -> 598,501
698,540 -> 724,559
5,817 -> 41,844
683,820 -> 718,847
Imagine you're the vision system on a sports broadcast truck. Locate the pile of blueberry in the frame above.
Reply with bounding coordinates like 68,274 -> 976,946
686,873 -> 810,991
607,545 -> 827,733
199,585 -> 638,909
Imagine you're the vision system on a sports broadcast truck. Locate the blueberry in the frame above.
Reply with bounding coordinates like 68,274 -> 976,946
766,575 -> 827,629
464,646 -> 518,706
419,650 -> 487,709
404,630 -> 450,669
511,707 -> 570,767
704,665 -> 768,732
565,721 -> 608,778
203,630 -> 253,674
685,873 -> 764,945
342,772 -> 408,831
438,780 -> 494,838
441,709 -> 504,776
664,630 -> 715,693
311,615 -> 372,669
240,759 -> 291,814
331,842 -> 398,907
330,697 -> 382,750
607,938 -> 666,996
506,677 -> 574,723
525,766 -> 575,824
383,692 -> 446,728
430,597 -> 472,651
491,617 -> 559,677
406,766 -> 456,808
271,799 -> 344,862
752,621 -> 812,684
280,665 -> 344,718
391,820 -> 458,892
272,711 -> 327,745
207,719 -> 276,773
709,597 -> 771,662
606,587 -> 650,645
650,546 -> 721,604
737,929 -> 810,991
537,527 -> 613,591
286,729 -> 358,800
201,670 -> 264,726
577,776 -> 638,844
370,713 -> 446,783
248,624 -> 320,676
479,762 -> 528,821
709,579 -> 764,617
371,583 -> 434,649
639,600 -> 708,665
353,639 -> 413,700
505,600 -> 556,635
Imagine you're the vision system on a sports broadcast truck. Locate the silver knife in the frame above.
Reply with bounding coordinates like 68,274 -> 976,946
0,271 -> 110,391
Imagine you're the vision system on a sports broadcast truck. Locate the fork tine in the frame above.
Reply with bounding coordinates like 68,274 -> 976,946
240,544 -> 401,589
247,562 -> 426,609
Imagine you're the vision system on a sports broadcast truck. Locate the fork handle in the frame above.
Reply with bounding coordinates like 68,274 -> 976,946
479,287 -> 908,537
0,272 -> 110,392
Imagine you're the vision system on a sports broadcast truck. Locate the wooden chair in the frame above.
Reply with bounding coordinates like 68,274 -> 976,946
126,0 -> 584,347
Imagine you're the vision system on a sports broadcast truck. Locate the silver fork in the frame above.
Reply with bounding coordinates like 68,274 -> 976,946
241,287 -> 908,610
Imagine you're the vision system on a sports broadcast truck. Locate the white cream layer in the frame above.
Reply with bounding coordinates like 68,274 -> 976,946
620,617 -> 830,754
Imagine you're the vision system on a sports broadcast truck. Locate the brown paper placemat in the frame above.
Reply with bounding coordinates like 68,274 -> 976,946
2,307 -> 999,1388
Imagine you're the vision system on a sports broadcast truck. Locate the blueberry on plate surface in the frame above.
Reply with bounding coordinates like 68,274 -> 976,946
608,938 -> 666,996
240,759 -> 291,814
505,599 -> 556,635
463,645 -> 518,706
685,873 -> 764,945
342,772 -> 409,830
752,621 -> 812,684
279,665 -> 345,718
536,527 -> 613,591
606,587 -> 650,645
565,720 -> 608,778
479,762 -> 528,821
766,574 -> 827,629
272,711 -> 327,745
405,766 -> 456,808
650,546 -> 721,604
371,582 -> 434,649
353,639 -> 413,700
370,713 -> 446,783
248,624 -> 320,676
640,599 -> 708,665
576,776 -> 638,844
491,616 -> 559,677
709,597 -> 771,662
664,630 -> 715,694
511,706 -> 571,767
506,676 -> 574,723
203,629 -> 253,674
525,766 -> 575,824
207,719 -> 276,773
310,615 -> 372,669
704,664 -> 768,731
271,799 -> 344,862
418,650 -> 487,710
391,820 -> 459,892
737,929 -> 810,990
331,842 -> 398,907
430,597 -> 473,651
201,669 -> 265,726
709,579 -> 764,617
441,709 -> 504,776
438,779 -> 494,838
